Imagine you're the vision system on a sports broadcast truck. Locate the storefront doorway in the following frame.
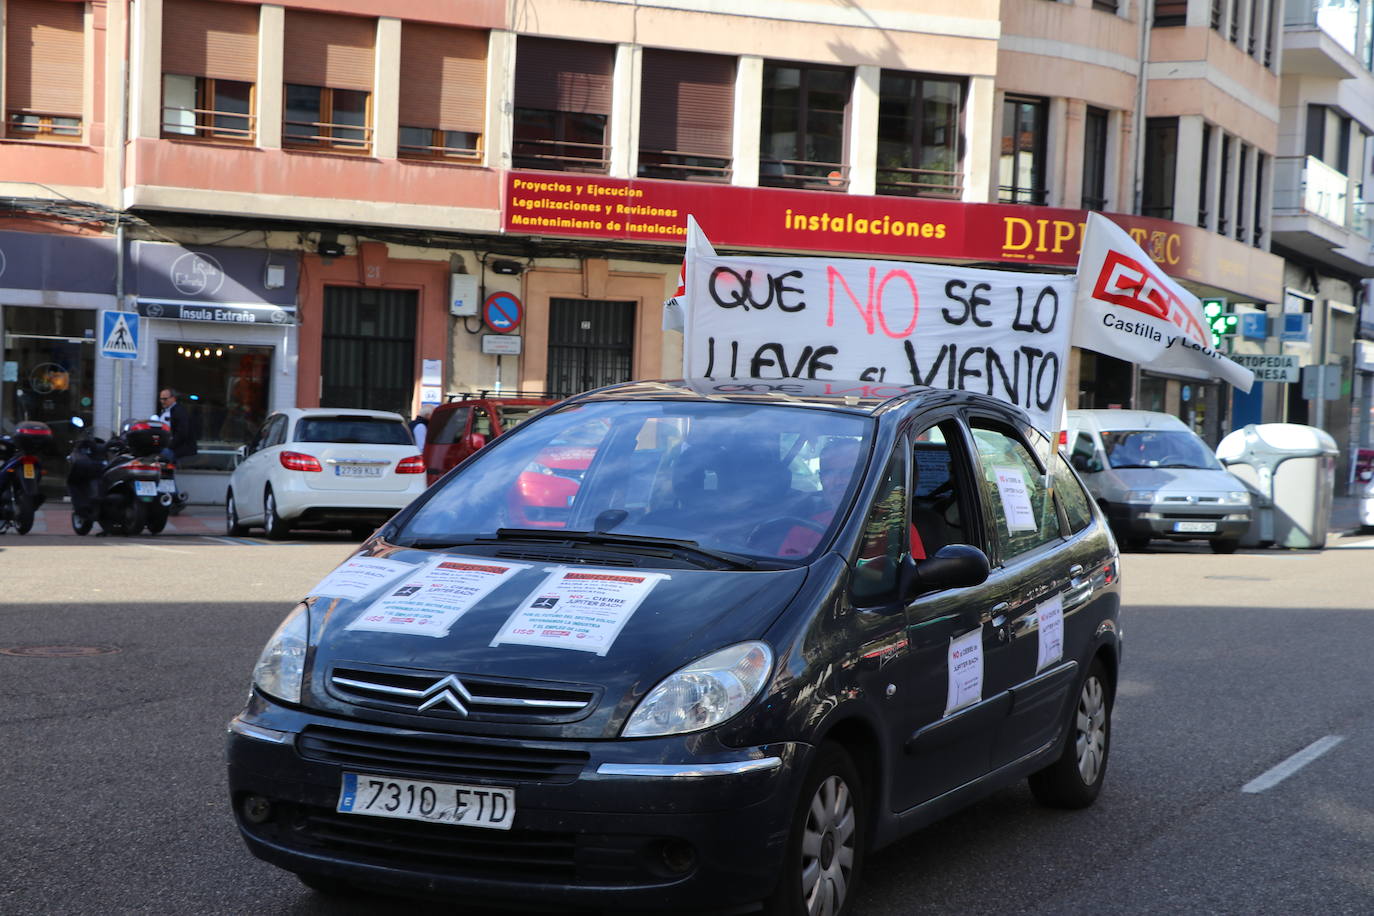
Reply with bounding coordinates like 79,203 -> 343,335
1,305 -> 96,491
156,340 -> 273,458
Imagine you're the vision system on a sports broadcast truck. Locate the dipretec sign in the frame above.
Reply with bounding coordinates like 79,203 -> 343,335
503,172 -> 1283,303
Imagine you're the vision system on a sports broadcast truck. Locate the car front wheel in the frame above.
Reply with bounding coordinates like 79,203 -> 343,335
768,743 -> 866,916
1029,657 -> 1112,809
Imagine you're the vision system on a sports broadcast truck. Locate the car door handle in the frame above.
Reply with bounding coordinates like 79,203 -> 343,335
987,601 -> 1010,629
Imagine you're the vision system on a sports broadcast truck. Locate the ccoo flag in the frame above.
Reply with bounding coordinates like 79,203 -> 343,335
1072,212 -> 1254,393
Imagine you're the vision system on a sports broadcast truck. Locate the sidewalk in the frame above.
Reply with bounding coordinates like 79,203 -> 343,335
23,502 -> 228,537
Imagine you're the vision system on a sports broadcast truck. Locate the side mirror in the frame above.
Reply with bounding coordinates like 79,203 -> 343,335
902,544 -> 990,597
235,444 -> 249,464
1071,453 -> 1103,473
462,432 -> 487,452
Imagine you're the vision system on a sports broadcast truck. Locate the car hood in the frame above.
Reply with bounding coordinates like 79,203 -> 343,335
301,544 -> 811,739
1110,466 -> 1245,495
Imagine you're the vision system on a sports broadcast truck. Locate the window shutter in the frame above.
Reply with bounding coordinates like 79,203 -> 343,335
639,49 -> 734,157
5,0 -> 85,117
515,37 -> 612,115
283,10 -> 375,92
398,23 -> 486,134
162,0 -> 258,83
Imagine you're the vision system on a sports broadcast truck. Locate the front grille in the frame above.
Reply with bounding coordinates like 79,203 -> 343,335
1161,495 -> 1222,504
278,801 -> 579,880
329,666 -> 599,723
297,724 -> 590,784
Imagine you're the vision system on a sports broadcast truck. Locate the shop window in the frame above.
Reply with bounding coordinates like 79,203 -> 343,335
4,0 -> 85,142
876,71 -> 964,199
1141,116 -> 1177,220
283,10 -> 375,154
398,22 -> 486,161
637,49 -> 735,182
999,96 -> 1047,205
1082,106 -> 1109,211
160,0 -> 258,142
759,62 -> 851,191
513,37 -> 612,173
1,306 -> 95,491
157,341 -> 273,463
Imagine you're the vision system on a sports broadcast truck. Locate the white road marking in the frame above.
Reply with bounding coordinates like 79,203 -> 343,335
135,543 -> 194,554
1242,735 -> 1345,794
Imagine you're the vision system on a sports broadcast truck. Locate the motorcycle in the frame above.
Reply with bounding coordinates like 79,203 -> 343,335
67,417 -> 173,536
0,421 -> 52,535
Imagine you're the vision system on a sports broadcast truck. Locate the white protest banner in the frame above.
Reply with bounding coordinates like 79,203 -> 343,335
1072,211 -> 1254,392
680,218 -> 1077,433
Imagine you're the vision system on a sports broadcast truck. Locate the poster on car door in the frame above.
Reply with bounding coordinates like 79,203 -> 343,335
308,556 -> 414,602
490,568 -> 669,656
945,628 -> 984,715
346,557 -> 528,638
1035,594 -> 1064,672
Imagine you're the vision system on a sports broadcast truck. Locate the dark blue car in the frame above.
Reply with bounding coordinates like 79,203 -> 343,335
228,378 -> 1122,915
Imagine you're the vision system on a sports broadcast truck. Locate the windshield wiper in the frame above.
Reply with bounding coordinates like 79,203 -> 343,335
486,528 -> 758,570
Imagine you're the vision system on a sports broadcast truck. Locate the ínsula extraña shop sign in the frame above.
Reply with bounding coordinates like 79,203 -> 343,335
503,172 -> 1275,299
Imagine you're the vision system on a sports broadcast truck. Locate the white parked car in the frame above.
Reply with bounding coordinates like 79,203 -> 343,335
225,407 -> 426,540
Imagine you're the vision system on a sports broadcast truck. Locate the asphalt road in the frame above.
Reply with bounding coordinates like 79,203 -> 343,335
2,531 -> 1372,915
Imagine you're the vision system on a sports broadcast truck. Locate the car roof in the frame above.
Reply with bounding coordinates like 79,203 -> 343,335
564,378 -> 1033,423
1068,408 -> 1189,432
276,407 -> 409,422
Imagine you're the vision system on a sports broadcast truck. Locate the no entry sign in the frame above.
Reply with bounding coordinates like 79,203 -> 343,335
483,292 -> 522,333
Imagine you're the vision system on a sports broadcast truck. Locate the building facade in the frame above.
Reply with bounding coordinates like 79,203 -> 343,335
5,0 -> 1366,502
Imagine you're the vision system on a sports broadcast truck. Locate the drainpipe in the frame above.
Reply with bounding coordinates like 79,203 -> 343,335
112,0 -> 132,433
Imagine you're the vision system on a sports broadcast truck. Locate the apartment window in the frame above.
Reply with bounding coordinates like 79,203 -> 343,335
1228,0 -> 1241,43
1253,153 -> 1266,246
1236,145 -> 1250,241
1198,127 -> 1212,227
1141,117 -> 1177,219
4,0 -> 84,141
1211,0 -> 1223,30
513,37 -> 612,173
876,71 -> 964,199
1154,0 -> 1188,27
398,22 -> 485,161
999,96 -> 1048,205
283,11 -> 375,153
1218,134 -> 1232,234
638,49 -> 735,183
1093,0 -> 1119,12
1081,106 -> 1109,211
1306,105 -> 1351,174
161,0 -> 257,141
759,63 -> 851,191
1247,0 -> 1263,54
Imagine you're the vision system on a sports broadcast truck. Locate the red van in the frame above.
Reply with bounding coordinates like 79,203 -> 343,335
422,392 -> 558,485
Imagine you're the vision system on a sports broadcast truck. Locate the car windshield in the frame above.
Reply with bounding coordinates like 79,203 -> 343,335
295,416 -> 412,445
397,400 -> 874,562
1102,429 -> 1223,470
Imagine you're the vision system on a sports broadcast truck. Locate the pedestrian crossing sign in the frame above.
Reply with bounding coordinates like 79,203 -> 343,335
100,310 -> 140,359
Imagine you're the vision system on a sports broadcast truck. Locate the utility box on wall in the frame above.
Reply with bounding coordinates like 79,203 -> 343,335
450,274 -> 479,316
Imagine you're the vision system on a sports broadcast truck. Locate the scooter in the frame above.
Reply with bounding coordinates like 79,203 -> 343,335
67,417 -> 170,536
0,421 -> 52,535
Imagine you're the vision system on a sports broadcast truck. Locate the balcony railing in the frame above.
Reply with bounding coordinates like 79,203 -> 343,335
1273,155 -> 1350,227
511,137 -> 609,174
637,149 -> 732,183
876,165 -> 963,199
1353,199 -> 1373,240
759,158 -> 850,192
1284,0 -> 1360,56
162,106 -> 255,142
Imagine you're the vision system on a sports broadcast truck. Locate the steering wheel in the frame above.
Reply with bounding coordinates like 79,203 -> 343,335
925,479 -> 957,512
747,515 -> 827,549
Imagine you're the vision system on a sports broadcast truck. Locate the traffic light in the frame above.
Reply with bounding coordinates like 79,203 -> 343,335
1201,298 -> 1237,348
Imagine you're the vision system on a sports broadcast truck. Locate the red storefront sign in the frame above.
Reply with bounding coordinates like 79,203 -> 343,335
504,172 -> 1281,302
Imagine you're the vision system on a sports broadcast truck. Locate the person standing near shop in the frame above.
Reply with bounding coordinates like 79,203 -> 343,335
158,388 -> 199,463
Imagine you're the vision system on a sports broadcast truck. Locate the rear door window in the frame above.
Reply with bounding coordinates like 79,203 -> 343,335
430,407 -> 471,445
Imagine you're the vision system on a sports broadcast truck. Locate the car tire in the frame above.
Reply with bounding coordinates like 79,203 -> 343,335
225,490 -> 248,536
263,488 -> 289,540
766,743 -> 866,916
1210,538 -> 1239,554
1029,657 -> 1113,809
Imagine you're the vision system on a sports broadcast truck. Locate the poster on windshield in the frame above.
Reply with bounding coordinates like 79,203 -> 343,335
308,556 -> 414,602
490,568 -> 669,656
346,557 -> 528,638
679,218 -> 1076,434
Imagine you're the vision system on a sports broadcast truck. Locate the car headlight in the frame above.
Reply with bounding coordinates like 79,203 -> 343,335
1126,490 -> 1156,503
252,603 -> 309,704
622,642 -> 773,738
1223,490 -> 1251,505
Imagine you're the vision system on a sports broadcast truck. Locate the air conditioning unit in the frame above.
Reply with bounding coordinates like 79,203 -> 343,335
450,273 -> 479,316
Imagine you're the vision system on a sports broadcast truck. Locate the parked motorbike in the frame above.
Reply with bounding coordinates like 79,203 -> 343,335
67,417 -> 173,536
0,421 -> 52,535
